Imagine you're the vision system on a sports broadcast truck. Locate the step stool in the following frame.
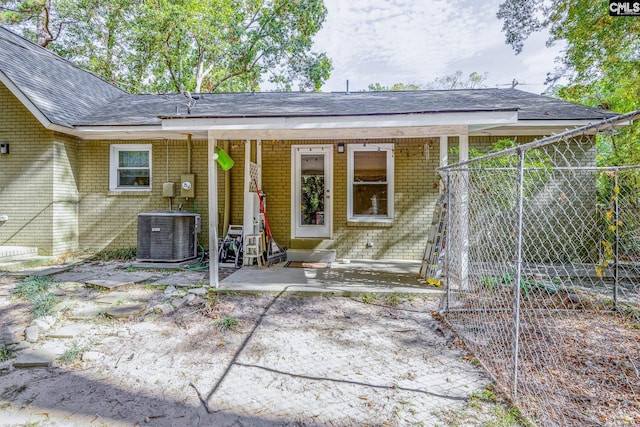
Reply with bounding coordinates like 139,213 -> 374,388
244,234 -> 265,267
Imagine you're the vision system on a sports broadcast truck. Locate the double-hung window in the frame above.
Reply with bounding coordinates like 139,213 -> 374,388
347,143 -> 394,222
109,144 -> 152,191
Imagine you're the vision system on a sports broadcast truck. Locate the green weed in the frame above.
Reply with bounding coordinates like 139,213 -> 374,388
214,316 -> 239,332
14,276 -> 55,299
362,293 -> 377,304
14,276 -> 59,318
58,340 -> 91,365
95,247 -> 136,261
0,345 -> 15,362
31,293 -> 59,318
384,293 -> 405,306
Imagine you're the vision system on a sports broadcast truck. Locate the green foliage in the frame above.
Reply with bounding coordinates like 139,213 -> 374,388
497,0 -> 640,168
0,345 -> 15,362
362,293 -> 377,304
368,71 -> 488,92
59,340 -> 91,365
14,276 -> 55,299
214,316 -> 239,332
95,247 -> 136,261
1,0 -> 332,93
31,293 -> 59,318
300,175 -> 324,225
14,276 -> 59,318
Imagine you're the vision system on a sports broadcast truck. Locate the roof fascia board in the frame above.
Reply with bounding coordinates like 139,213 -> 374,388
208,125 -> 469,141
161,111 -> 519,131
74,125 -> 191,140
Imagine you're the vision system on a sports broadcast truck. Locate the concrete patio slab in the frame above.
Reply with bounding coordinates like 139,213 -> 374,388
218,260 -> 442,295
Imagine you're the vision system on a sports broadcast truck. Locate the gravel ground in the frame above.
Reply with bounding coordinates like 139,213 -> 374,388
0,264 -> 515,426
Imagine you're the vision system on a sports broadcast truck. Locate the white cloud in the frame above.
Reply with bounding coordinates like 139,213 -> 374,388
311,0 -> 563,94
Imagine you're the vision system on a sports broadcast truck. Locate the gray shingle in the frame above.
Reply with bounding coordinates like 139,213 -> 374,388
0,26 -> 125,128
1,26 -> 617,129
79,89 -> 617,126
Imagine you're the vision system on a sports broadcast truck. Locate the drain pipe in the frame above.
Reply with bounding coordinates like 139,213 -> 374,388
223,140 -> 231,236
187,134 -> 192,174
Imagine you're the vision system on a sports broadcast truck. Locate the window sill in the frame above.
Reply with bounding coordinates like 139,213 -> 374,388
108,190 -> 152,196
347,219 -> 394,227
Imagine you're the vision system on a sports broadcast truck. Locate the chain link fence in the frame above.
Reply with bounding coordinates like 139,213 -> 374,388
438,110 -> 640,426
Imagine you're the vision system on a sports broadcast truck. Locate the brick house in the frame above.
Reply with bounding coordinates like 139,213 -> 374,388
0,26 -> 617,269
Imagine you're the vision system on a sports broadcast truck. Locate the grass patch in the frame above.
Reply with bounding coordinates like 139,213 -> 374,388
383,293 -> 407,306
14,276 -> 59,319
95,247 -> 136,261
362,293 -> 378,304
0,345 -> 15,362
14,276 -> 55,299
58,340 -> 91,365
214,316 -> 239,332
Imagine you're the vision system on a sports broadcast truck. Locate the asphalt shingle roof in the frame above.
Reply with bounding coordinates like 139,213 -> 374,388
0,26 -> 125,128
0,26 -> 617,129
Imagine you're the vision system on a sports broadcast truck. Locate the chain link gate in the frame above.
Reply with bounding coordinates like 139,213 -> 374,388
438,110 -> 640,426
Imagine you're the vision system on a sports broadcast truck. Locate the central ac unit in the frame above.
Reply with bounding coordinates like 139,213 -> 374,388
137,211 -> 200,262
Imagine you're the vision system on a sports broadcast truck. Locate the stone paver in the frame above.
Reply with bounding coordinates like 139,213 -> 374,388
94,291 -> 130,305
152,271 -> 208,287
53,271 -> 98,283
13,349 -> 57,368
106,303 -> 146,319
86,272 -> 154,290
24,326 -> 38,343
47,323 -> 90,339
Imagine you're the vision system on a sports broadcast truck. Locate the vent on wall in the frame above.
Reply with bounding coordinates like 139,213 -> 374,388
137,211 -> 200,262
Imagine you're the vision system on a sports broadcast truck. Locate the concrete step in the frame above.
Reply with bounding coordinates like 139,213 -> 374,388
0,246 -> 38,262
286,249 -> 336,263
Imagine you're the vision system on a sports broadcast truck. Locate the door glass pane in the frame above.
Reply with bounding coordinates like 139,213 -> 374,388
300,154 -> 325,225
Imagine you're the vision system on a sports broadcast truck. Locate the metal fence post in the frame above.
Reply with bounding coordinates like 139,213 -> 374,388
512,148 -> 525,403
445,171 -> 451,312
613,169 -> 619,310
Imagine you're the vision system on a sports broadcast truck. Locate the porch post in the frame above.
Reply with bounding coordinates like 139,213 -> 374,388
459,132 -> 469,290
208,132 -> 219,288
439,135 -> 448,192
439,135 -> 448,167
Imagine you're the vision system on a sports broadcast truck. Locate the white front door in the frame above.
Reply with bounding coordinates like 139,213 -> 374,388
292,145 -> 332,238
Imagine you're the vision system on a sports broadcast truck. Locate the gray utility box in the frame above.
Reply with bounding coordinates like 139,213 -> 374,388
137,211 -> 201,262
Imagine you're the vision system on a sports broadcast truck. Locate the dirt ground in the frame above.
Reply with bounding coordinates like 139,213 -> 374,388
0,262 -> 516,427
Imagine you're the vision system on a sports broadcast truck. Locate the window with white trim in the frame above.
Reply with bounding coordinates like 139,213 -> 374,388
347,143 -> 394,221
109,144 -> 152,191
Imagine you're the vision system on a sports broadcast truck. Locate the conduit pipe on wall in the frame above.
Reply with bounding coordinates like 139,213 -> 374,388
186,134 -> 192,174
223,140 -> 231,236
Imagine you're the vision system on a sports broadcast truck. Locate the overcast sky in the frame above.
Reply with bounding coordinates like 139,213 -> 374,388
312,0 -> 565,94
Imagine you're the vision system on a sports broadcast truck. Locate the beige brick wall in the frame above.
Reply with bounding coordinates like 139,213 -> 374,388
52,133 -> 80,254
0,84 -> 58,254
77,138 -> 226,251
255,138 -> 440,260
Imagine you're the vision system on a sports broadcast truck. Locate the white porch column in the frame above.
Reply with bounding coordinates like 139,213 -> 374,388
459,132 -> 469,290
208,132 -> 219,288
439,135 -> 448,168
459,133 -> 469,162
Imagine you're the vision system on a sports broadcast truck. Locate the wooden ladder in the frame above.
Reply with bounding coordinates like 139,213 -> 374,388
419,193 -> 447,285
